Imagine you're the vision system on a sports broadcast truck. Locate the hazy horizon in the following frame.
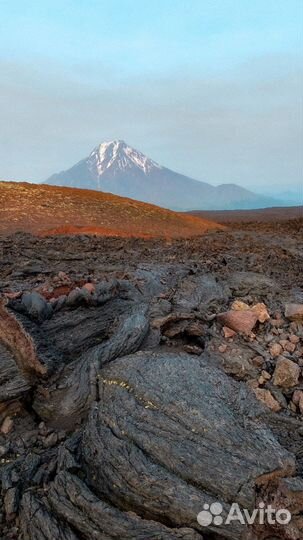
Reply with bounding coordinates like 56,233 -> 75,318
1,1 -> 302,198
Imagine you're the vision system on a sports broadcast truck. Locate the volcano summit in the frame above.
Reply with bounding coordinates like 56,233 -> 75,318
45,140 -> 275,211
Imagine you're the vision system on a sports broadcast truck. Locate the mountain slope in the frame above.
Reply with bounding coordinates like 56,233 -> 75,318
45,140 -> 276,210
0,181 -> 223,237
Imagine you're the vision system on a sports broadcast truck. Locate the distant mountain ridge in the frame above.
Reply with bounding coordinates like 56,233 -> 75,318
45,140 -> 276,210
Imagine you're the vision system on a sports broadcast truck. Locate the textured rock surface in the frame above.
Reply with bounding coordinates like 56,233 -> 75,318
217,310 -> 258,335
253,387 -> 282,412
273,358 -> 300,388
0,224 -> 302,540
82,352 -> 295,538
285,303 -> 303,322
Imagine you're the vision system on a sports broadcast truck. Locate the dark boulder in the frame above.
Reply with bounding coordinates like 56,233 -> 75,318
33,305 -> 149,428
0,343 -> 30,405
81,352 -> 297,540
172,274 -> 230,313
21,291 -> 53,323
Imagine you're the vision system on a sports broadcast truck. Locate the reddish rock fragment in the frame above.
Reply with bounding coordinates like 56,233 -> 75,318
251,303 -> 270,323
83,283 -> 95,294
253,388 -> 281,412
269,343 -> 283,358
1,417 -> 14,435
217,310 -> 258,335
285,304 -> 303,322
223,326 -> 236,339
273,357 -> 300,388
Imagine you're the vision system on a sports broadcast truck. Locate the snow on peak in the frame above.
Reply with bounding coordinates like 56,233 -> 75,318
87,140 -> 162,176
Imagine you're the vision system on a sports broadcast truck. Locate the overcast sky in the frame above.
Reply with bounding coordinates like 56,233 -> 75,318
0,0 -> 302,194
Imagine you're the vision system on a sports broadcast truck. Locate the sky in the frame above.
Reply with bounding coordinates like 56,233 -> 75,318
0,0 -> 302,196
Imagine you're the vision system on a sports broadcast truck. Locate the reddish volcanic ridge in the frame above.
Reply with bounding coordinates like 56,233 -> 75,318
0,181 -> 223,238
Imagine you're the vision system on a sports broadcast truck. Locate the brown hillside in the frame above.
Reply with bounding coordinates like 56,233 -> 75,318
0,181 -> 223,238
189,206 -> 303,223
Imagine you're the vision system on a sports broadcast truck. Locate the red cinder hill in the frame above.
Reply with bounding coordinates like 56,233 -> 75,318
0,181 -> 224,238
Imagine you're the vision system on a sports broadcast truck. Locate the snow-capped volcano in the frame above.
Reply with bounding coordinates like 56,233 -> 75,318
88,140 -> 162,178
45,140 -> 276,210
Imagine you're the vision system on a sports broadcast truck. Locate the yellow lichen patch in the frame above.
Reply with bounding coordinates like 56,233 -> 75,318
101,378 -> 158,410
